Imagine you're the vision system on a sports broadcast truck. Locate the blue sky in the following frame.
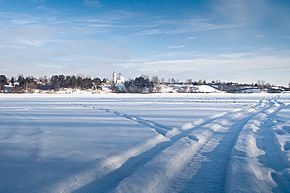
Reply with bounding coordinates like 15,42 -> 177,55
0,0 -> 290,85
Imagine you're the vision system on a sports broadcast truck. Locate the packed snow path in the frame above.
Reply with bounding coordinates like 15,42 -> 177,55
0,94 -> 289,193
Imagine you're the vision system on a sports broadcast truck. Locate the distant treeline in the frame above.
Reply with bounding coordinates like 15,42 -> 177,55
0,74 -> 103,92
0,74 -> 289,93
0,74 -> 158,93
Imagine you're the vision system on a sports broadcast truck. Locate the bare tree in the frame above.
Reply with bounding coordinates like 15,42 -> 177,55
186,79 -> 193,84
257,80 -> 266,87
151,76 -> 160,83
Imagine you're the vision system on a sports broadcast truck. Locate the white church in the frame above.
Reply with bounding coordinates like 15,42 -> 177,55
112,71 -> 125,84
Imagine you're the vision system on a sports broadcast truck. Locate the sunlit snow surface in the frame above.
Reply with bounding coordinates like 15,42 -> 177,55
0,93 -> 289,193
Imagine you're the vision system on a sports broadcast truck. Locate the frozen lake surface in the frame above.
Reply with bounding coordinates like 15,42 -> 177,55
0,93 -> 289,193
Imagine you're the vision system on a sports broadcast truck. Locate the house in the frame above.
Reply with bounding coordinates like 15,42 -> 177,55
4,83 -> 15,93
267,86 -> 284,93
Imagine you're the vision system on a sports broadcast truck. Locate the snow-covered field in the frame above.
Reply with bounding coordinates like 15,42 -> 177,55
0,93 -> 289,193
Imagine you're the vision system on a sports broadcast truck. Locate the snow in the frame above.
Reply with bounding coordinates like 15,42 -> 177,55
193,85 -> 220,93
159,84 -> 220,93
0,93 -> 289,193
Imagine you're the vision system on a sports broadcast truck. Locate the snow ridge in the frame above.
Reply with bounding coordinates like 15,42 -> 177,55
227,97 -> 286,193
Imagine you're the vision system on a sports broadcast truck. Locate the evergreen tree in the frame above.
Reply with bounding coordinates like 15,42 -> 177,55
0,75 -> 7,91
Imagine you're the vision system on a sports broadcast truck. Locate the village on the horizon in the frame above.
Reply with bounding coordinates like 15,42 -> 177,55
0,71 -> 289,94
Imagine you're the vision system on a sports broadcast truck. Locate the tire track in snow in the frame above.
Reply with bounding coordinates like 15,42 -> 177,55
172,111 -> 259,193
117,100 -> 267,193
109,97 -> 278,193
99,108 -> 176,136
227,98 -> 286,193
68,110 -> 247,192
255,101 -> 290,193
70,101 -> 264,193
179,98 -> 283,193
100,98 -> 266,138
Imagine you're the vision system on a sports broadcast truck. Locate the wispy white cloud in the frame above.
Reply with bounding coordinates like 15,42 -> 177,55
152,51 -> 200,58
167,45 -> 186,49
187,36 -> 196,40
17,39 -> 47,47
135,18 -> 243,36
36,64 -> 68,69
